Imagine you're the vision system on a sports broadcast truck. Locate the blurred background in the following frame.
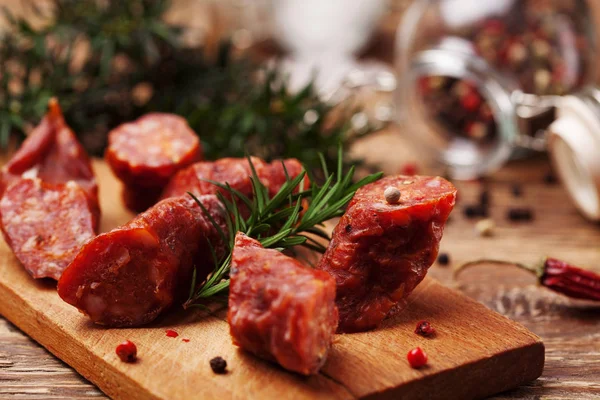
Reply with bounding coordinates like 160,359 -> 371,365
1,0 -> 600,222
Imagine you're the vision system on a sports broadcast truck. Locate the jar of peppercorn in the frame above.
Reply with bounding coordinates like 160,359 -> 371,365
395,0 -> 598,180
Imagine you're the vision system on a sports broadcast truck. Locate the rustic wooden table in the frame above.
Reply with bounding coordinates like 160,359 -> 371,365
1,1 -> 600,399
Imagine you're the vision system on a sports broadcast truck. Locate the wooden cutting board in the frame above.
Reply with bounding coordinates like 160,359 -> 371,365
0,161 -> 544,400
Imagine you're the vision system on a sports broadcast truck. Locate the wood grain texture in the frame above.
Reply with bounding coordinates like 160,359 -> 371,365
0,161 -> 544,400
1,0 -> 599,398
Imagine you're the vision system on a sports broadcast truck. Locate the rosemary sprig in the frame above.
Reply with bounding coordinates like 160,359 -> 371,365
185,150 -> 382,307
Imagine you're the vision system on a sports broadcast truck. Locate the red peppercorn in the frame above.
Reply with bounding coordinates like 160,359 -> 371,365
461,92 -> 482,112
401,163 -> 418,176
182,338 -> 190,343
116,340 -> 137,363
407,347 -> 428,368
165,329 -> 179,338
415,320 -> 436,337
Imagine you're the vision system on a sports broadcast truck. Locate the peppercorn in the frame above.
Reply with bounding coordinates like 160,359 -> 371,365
463,205 -> 487,219
210,356 -> 228,374
415,321 -> 436,337
401,163 -> 418,176
407,347 -> 428,368
384,186 -> 401,204
511,184 -> 523,197
543,172 -> 558,185
437,253 -> 450,266
479,189 -> 490,207
475,218 -> 495,237
115,340 -> 137,363
507,207 -> 534,221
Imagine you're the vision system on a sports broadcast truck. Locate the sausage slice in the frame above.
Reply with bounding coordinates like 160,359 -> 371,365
229,233 -> 338,375
58,195 -> 227,327
317,175 -> 457,333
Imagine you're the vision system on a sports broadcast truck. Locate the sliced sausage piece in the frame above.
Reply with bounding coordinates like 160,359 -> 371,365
317,175 -> 457,333
229,232 -> 338,376
160,157 -> 267,201
57,195 -> 227,327
0,178 -> 99,280
161,157 -> 306,203
106,113 -> 202,190
261,159 -> 309,197
1,98 -> 98,201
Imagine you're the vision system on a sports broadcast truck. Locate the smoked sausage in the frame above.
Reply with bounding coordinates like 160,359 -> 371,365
57,195 -> 227,327
1,98 -> 97,201
229,233 -> 338,375
0,179 -> 99,280
161,157 -> 306,202
0,99 -> 99,280
105,113 -> 202,211
317,175 -> 457,333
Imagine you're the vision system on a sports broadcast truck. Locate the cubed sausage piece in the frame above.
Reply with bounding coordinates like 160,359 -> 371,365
160,157 -> 268,201
1,98 -> 98,202
0,178 -> 99,280
161,157 -> 306,203
260,159 -> 309,197
229,233 -> 338,375
105,113 -> 202,189
317,175 -> 457,333
57,195 -> 227,327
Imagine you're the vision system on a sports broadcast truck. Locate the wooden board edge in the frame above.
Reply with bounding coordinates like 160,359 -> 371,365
0,279 -> 159,400
363,341 -> 545,400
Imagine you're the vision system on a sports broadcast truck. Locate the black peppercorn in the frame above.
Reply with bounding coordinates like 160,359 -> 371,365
437,253 -> 450,266
543,172 -> 558,185
507,207 -> 534,221
210,356 -> 228,374
511,184 -> 523,197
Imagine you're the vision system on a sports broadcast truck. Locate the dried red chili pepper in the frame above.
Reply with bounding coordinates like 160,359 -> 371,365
455,258 -> 600,301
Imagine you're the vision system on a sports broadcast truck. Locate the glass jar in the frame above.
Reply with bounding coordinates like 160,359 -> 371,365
395,0 -> 597,180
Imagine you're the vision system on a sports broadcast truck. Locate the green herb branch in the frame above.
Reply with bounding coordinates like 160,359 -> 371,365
185,149 -> 382,307
1,0 -> 377,174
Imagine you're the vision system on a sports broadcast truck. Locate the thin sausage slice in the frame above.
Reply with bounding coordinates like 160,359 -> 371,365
0,179 -> 99,280
105,113 -> 202,211
1,98 -> 97,201
229,233 -> 338,375
317,175 -> 457,333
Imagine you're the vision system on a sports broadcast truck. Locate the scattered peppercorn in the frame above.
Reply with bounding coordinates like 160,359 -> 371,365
415,321 -> 436,337
407,347 -> 428,368
182,338 -> 190,343
511,183 -> 523,197
463,205 -> 488,219
384,186 -> 401,204
210,356 -> 228,374
437,253 -> 450,266
475,218 -> 495,237
543,172 -> 558,185
479,189 -> 490,207
401,163 -> 418,176
507,207 -> 534,222
165,329 -> 179,338
115,340 -> 137,363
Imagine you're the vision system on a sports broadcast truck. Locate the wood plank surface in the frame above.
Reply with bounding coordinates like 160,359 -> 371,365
2,0 -> 600,398
0,160 -> 544,400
